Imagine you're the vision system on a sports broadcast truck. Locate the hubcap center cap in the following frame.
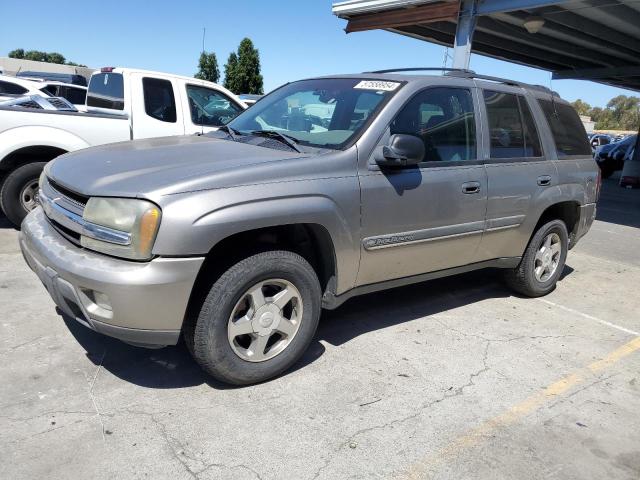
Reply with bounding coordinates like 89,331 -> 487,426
259,312 -> 275,328
251,304 -> 281,336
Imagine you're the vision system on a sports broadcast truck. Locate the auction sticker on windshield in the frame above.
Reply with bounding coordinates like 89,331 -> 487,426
354,80 -> 400,91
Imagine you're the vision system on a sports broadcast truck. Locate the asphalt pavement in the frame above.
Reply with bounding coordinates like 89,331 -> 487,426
1,175 -> 639,479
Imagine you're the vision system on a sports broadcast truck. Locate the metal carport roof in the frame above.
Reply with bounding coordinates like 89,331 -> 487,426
332,0 -> 640,91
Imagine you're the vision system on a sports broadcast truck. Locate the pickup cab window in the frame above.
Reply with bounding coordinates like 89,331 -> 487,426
0,80 -> 28,95
142,77 -> 177,123
87,73 -> 125,110
186,85 -> 242,126
228,78 -> 400,149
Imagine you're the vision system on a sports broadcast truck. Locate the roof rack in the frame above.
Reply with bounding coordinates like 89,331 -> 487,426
366,67 -> 475,74
365,67 -> 555,94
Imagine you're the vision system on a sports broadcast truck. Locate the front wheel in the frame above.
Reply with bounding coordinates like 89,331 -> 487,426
185,250 -> 322,385
0,162 -> 47,228
504,219 -> 568,297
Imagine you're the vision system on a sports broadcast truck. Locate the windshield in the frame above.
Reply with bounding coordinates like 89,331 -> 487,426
228,78 -> 402,149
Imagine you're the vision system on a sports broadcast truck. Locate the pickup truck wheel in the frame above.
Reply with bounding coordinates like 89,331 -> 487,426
186,250 -> 321,385
0,162 -> 47,228
504,219 -> 568,297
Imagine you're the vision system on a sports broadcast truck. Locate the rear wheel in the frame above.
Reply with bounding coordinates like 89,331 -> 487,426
504,219 -> 568,297
185,250 -> 322,385
0,162 -> 47,228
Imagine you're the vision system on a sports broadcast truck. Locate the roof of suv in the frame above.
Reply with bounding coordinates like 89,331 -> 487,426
311,69 -> 561,100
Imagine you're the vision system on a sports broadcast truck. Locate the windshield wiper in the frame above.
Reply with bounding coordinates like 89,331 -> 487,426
218,124 -> 241,141
249,130 -> 302,153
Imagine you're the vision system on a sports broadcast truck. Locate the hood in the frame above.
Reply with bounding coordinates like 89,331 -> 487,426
46,135 -> 308,198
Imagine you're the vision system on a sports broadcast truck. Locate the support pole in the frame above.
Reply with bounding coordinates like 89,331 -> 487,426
452,0 -> 477,70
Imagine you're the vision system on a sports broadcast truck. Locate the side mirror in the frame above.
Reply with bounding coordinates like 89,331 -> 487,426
375,134 -> 425,168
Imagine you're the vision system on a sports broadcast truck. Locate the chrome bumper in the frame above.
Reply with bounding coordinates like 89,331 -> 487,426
20,208 -> 204,346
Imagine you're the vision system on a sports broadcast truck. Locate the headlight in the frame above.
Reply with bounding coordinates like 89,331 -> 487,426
81,197 -> 161,260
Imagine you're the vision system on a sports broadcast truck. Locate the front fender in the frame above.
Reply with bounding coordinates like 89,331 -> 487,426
153,178 -> 361,294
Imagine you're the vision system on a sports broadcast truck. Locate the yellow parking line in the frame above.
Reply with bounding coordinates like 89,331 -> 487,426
403,336 -> 640,479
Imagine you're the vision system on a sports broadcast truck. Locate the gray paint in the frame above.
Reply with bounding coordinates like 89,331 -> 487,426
22,73 -> 598,344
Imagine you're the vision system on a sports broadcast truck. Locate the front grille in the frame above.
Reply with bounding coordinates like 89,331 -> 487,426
48,178 -> 88,208
49,217 -> 82,245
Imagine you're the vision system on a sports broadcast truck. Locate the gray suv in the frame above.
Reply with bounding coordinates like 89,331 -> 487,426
20,70 -> 599,385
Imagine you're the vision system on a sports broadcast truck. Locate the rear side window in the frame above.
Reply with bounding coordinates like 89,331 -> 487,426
87,73 -> 124,110
538,99 -> 591,157
0,80 -> 28,95
390,87 -> 476,162
483,91 -> 542,158
143,77 -> 176,123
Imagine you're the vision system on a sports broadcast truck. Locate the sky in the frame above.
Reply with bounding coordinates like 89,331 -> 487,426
1,0 -> 636,108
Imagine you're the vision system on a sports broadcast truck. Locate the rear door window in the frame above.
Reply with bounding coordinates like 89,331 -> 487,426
538,99 -> 591,157
483,91 -> 542,158
87,73 -> 125,110
142,77 -> 177,123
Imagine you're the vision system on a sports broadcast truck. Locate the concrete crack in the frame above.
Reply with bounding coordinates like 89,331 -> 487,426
88,349 -> 107,442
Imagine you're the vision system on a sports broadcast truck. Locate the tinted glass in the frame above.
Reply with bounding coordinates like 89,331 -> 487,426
143,77 -> 176,123
390,87 -> 476,162
518,97 -> 542,157
0,80 -> 28,95
229,78 -> 400,149
538,99 -> 591,157
62,86 -> 87,105
87,73 -> 124,110
42,85 -> 86,105
186,85 -> 242,126
484,91 -> 524,158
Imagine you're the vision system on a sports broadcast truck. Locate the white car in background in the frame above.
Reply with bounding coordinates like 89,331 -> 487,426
0,67 -> 247,226
0,74 -> 88,109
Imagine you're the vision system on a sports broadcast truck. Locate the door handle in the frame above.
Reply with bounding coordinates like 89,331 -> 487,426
537,175 -> 552,186
462,181 -> 481,194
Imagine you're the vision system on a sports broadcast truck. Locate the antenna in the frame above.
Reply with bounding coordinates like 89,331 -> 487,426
202,27 -> 206,54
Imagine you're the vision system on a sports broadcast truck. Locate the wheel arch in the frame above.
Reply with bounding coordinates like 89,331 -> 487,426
534,200 -> 581,248
183,222 -> 338,331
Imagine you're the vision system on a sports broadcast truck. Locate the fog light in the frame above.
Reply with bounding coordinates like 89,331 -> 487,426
92,291 -> 112,311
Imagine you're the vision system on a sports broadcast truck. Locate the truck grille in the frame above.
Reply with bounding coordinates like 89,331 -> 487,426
47,178 -> 88,209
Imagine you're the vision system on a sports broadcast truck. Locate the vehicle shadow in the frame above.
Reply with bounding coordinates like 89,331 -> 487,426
60,265 -> 574,390
0,212 -> 13,229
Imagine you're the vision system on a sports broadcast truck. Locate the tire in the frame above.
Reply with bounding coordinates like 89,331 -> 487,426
504,219 -> 568,297
185,250 -> 322,385
0,162 -> 47,228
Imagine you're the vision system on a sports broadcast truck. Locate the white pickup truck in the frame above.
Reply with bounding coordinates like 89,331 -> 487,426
0,67 -> 246,226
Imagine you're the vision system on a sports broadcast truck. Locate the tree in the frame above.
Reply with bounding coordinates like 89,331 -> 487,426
7,49 -> 85,67
223,52 -> 239,93
569,95 -> 640,131
194,51 -> 220,83
8,48 -> 24,59
223,38 -> 263,94
571,99 -> 591,116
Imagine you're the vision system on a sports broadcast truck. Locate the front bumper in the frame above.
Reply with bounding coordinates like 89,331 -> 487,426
20,208 -> 204,347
